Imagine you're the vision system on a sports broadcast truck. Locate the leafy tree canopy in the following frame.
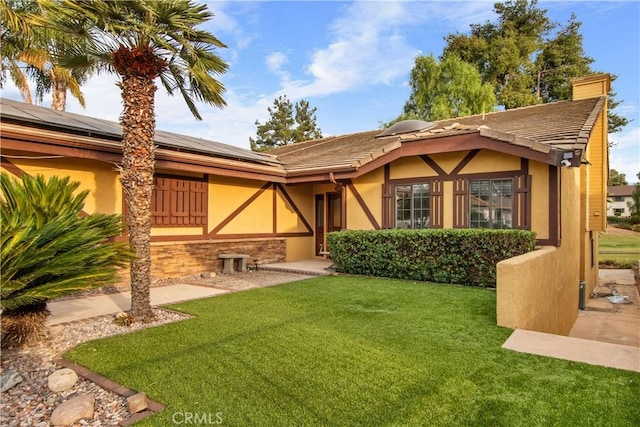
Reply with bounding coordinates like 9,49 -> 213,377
251,95 -> 323,151
384,54 -> 495,127
442,0 -> 628,134
609,169 -> 628,186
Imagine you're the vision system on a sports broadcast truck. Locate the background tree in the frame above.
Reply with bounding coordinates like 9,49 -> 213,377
1,0 -> 88,110
444,0 -> 552,109
609,169 -> 628,186
250,95 -> 322,151
36,0 -> 228,322
0,173 -> 130,348
398,54 -> 496,124
442,0 -> 628,135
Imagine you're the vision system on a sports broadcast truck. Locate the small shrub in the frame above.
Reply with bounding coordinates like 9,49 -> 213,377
0,173 -> 132,348
115,312 -> 132,327
327,228 -> 536,287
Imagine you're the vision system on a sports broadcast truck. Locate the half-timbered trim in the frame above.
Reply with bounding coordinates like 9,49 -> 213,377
430,179 -> 444,228
275,183 -> 314,234
381,164 -> 393,228
209,182 -> 314,239
346,181 -> 381,230
537,165 -> 560,246
209,182 -> 271,236
450,149 -> 480,176
0,156 -> 26,177
1,156 -> 91,218
452,178 -> 468,228
419,155 -> 447,177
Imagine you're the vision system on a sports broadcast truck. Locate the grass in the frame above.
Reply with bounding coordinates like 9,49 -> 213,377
599,230 -> 640,268
66,276 -> 639,426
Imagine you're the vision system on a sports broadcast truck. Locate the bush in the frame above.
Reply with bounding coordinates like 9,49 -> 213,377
326,229 -> 536,287
1,173 -> 131,348
607,215 -> 640,228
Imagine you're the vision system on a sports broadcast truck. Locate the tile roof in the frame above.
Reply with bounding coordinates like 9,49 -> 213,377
607,185 -> 636,197
269,97 -> 605,173
0,98 -> 282,167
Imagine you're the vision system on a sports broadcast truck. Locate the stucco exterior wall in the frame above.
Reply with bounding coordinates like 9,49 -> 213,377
497,166 -> 582,335
3,157 -> 123,215
342,150 -> 554,244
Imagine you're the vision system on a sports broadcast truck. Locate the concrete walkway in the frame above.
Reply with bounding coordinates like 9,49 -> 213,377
503,269 -> 640,372
47,259 -> 333,326
47,285 -> 228,326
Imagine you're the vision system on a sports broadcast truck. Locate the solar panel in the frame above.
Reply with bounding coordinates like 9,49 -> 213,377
0,98 -> 281,165
377,120 -> 435,137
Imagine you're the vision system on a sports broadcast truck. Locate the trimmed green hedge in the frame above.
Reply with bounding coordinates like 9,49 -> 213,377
326,229 -> 537,287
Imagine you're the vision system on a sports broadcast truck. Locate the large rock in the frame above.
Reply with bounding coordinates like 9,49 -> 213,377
47,368 -> 78,393
50,394 -> 95,426
0,369 -> 23,392
127,392 -> 149,414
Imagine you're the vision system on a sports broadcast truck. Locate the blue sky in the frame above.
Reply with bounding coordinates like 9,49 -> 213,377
3,1 -> 639,182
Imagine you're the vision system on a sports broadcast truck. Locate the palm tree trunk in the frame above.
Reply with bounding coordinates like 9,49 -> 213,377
119,75 -> 156,322
51,75 -> 67,111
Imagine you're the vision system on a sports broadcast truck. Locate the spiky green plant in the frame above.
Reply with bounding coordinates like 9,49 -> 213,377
1,173 -> 131,348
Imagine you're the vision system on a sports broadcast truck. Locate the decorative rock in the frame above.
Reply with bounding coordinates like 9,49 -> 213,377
47,368 -> 78,393
0,369 -> 23,392
50,394 -> 95,426
48,325 -> 65,336
127,392 -> 149,414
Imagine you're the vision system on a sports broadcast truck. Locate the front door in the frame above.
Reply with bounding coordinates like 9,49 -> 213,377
315,192 -> 343,256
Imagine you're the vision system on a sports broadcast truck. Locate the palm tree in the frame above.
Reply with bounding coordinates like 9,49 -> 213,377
34,0 -> 228,321
1,0 -> 87,110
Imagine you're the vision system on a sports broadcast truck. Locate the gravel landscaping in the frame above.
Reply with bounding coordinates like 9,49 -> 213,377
0,271 -> 312,426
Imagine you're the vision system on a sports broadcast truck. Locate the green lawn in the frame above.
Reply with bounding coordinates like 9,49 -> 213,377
599,231 -> 640,267
66,276 -> 639,426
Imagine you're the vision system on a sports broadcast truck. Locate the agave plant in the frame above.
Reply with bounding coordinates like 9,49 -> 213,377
0,173 -> 131,348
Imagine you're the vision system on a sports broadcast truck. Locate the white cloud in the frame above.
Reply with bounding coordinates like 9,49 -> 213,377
273,1 -> 495,101
609,126 -> 640,183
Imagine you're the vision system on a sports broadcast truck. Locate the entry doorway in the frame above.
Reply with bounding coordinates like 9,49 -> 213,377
315,192 -> 343,256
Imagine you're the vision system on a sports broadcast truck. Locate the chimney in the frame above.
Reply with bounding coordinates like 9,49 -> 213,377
571,74 -> 611,100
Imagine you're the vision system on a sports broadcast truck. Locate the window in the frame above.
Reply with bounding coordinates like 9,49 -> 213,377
152,175 -> 207,226
614,208 -> 625,216
612,196 -> 624,202
395,183 -> 430,229
469,179 -> 513,229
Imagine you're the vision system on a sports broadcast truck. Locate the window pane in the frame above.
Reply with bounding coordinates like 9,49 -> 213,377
412,183 -> 430,229
395,183 -> 430,229
395,185 -> 411,228
469,178 -> 513,229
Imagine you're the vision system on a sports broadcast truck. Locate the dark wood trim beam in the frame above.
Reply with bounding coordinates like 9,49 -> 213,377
347,181 -> 381,230
275,183 -> 314,233
419,155 -> 447,177
209,183 -> 271,236
0,156 -> 26,177
450,149 -> 480,176
548,165 -> 560,247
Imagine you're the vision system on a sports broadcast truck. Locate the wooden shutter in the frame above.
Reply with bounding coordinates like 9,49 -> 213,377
152,177 -> 171,225
514,174 -> 532,230
189,180 -> 207,225
171,179 -> 190,224
430,179 -> 443,228
453,178 -> 468,228
381,183 -> 394,228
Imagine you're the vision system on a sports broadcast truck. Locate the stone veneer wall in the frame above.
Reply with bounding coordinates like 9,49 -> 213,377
115,238 -> 286,284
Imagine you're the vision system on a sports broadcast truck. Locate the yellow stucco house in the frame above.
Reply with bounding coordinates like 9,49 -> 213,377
0,74 -> 610,335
